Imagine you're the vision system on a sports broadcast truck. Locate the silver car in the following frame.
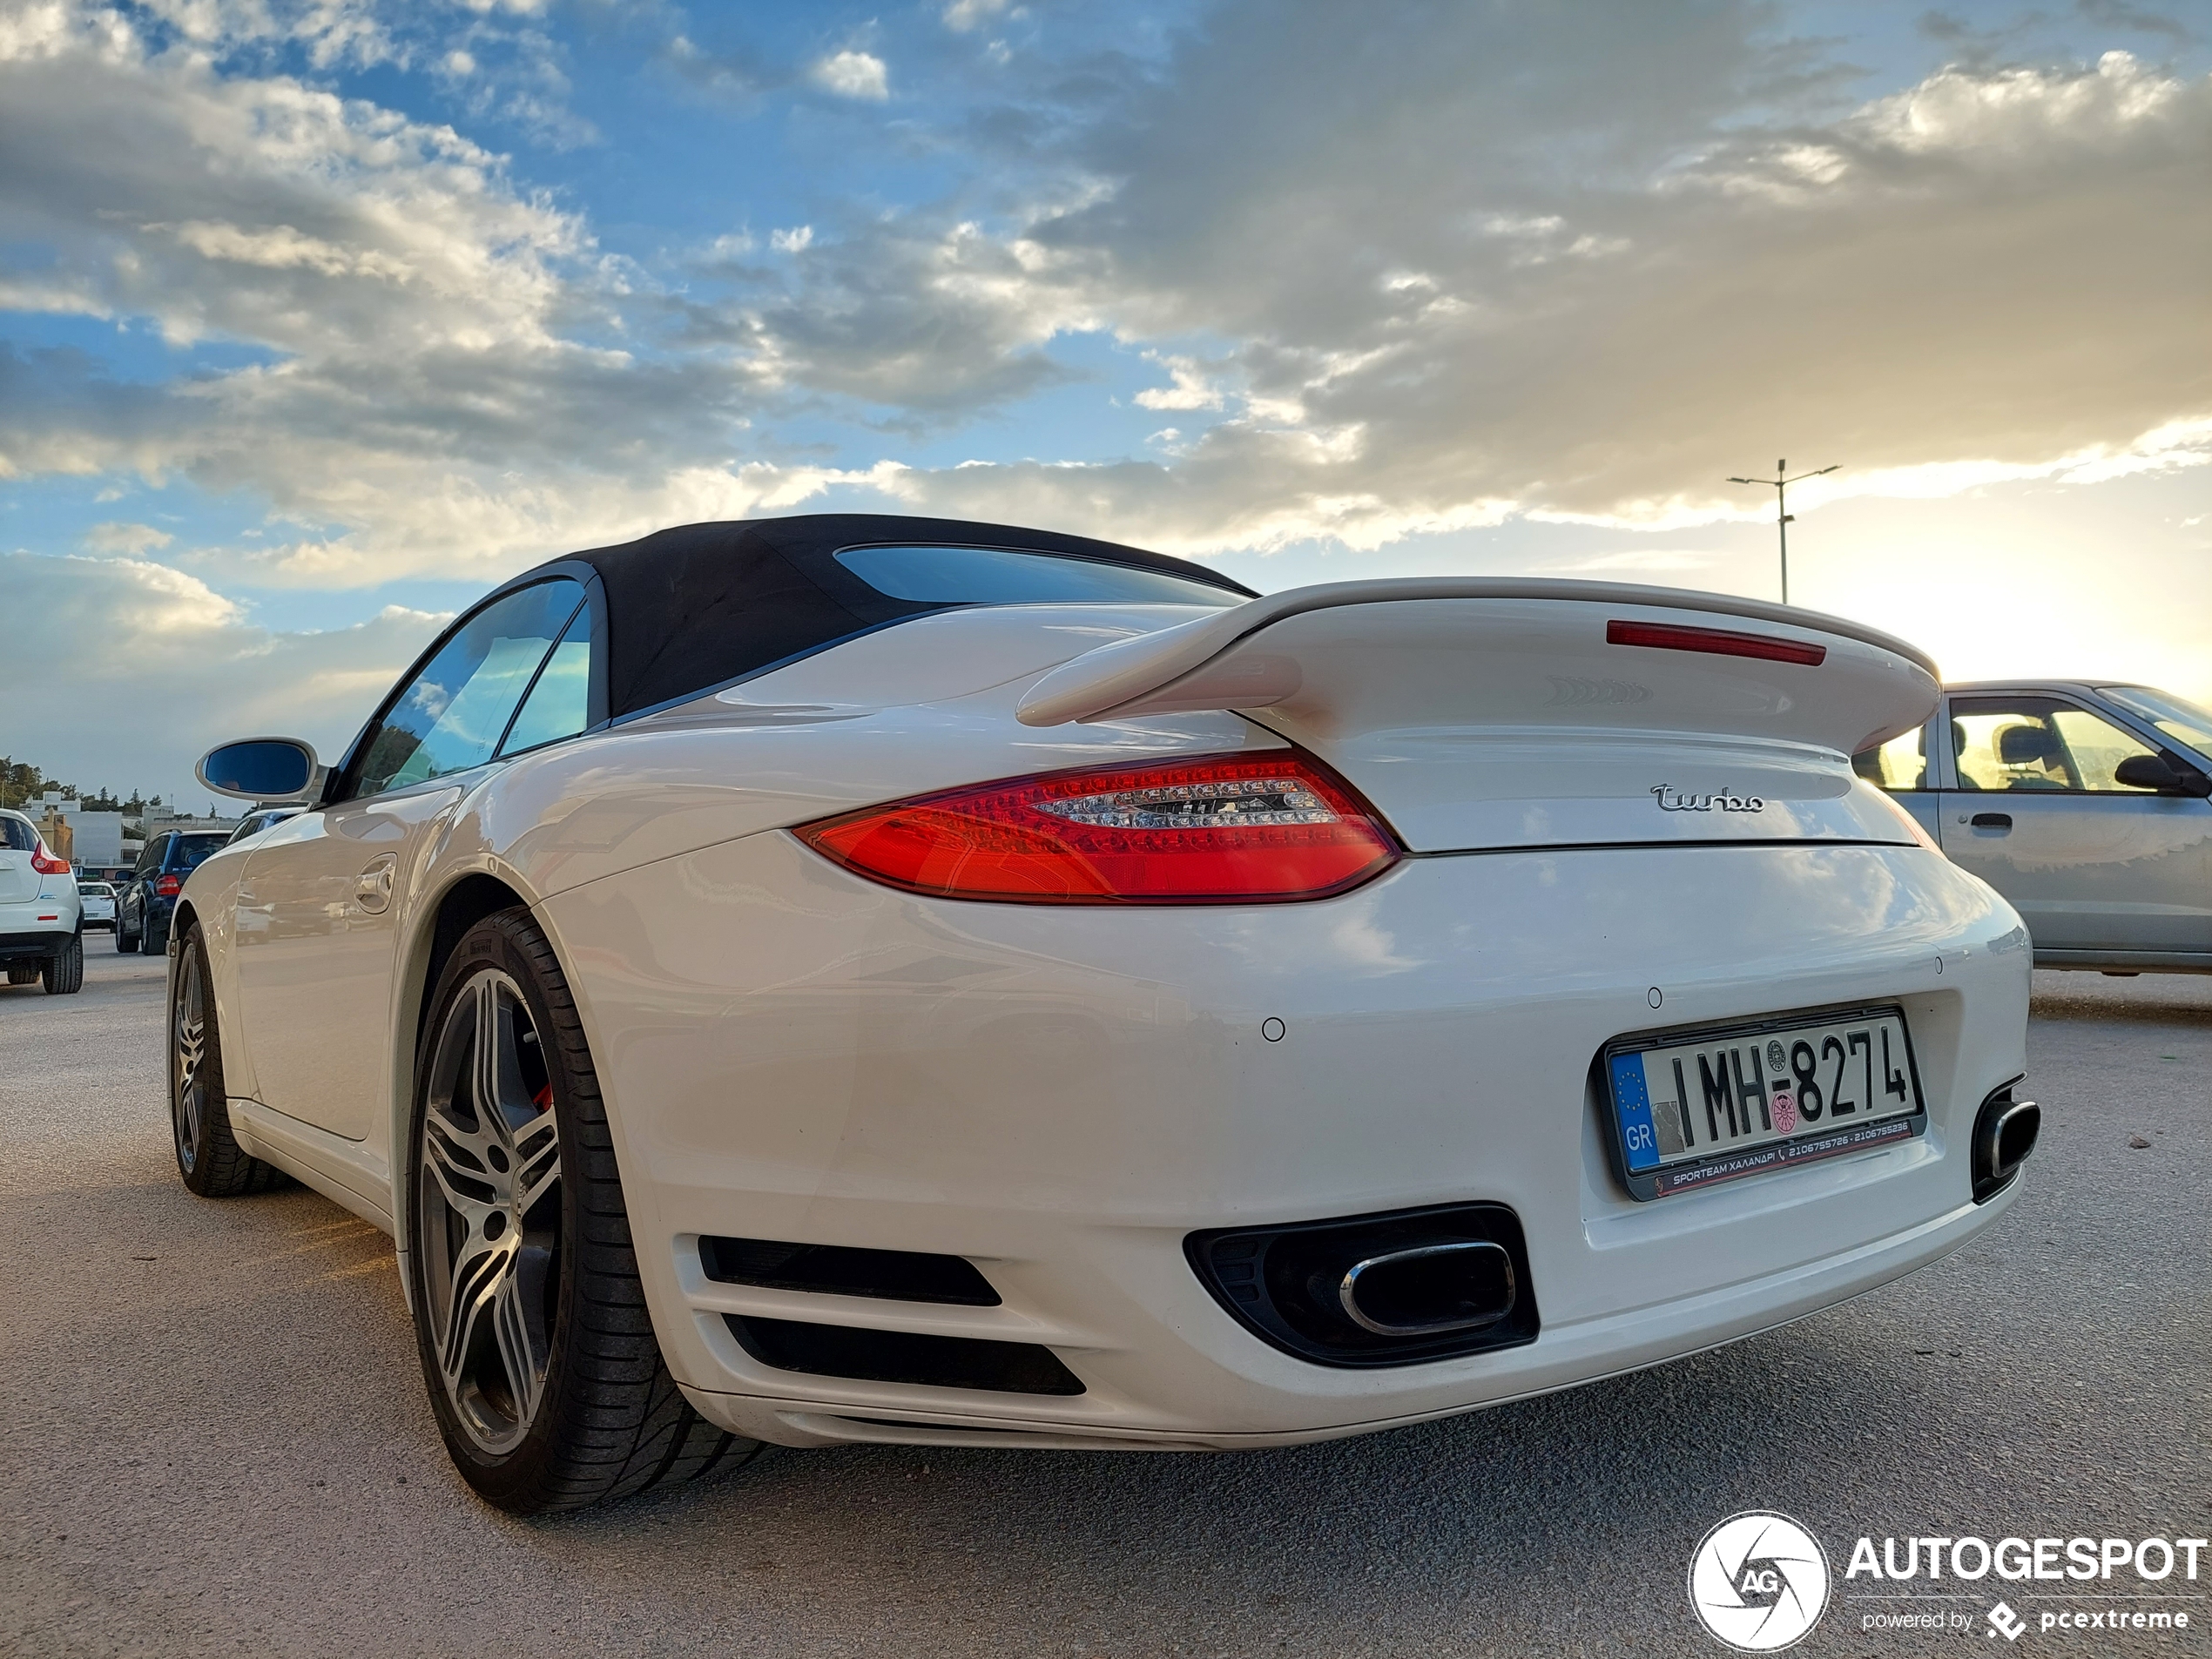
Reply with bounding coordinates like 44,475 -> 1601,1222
1854,683 -> 2212,974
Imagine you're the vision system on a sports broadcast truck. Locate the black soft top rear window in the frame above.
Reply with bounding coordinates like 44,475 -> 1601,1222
517,513 -> 1254,721
835,543 -> 1242,608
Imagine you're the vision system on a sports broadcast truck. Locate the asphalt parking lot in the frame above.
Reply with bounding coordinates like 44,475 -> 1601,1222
3,942 -> 2207,1658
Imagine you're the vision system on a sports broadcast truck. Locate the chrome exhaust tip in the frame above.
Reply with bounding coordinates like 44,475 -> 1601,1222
1185,1202 -> 1539,1367
1337,1240 -> 1516,1337
1972,1088 -> 2040,1203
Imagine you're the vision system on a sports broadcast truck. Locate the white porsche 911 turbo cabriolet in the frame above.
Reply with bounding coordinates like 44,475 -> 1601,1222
172,514 -> 2039,1513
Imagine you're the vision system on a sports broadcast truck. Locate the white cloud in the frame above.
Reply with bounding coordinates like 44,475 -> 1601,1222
1132,352 -> 1224,411
813,49 -> 887,100
820,24 -> 2212,554
82,521 -> 173,555
0,0 -> 2207,602
942,0 -> 1013,32
0,550 -> 443,799
0,3 -> 780,583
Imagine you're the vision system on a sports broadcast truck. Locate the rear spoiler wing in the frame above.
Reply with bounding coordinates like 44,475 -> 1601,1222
1016,577 -> 1938,732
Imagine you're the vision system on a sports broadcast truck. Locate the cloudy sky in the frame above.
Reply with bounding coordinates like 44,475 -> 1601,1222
3,0 -> 2208,805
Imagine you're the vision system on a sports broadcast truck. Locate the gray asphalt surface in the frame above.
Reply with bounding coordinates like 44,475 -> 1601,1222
3,942 -> 2207,1657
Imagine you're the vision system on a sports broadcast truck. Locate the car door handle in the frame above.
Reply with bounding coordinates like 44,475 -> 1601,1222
1968,813 -> 2013,832
354,855 -> 397,914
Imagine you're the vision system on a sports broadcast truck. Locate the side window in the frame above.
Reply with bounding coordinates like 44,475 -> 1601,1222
497,604 -> 592,758
1851,725 -> 1929,792
0,816 -> 37,852
351,580 -> 585,799
1950,697 -> 2160,793
2050,705 -> 2162,792
139,834 -> 169,874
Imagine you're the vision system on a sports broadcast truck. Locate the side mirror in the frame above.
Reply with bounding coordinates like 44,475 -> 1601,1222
2114,752 -> 2212,798
197,738 -> 324,803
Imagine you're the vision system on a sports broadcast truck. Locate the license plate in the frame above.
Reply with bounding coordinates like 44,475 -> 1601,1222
1602,1005 -> 1925,1200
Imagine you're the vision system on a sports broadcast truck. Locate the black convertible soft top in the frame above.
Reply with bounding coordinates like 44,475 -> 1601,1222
517,513 -> 1257,721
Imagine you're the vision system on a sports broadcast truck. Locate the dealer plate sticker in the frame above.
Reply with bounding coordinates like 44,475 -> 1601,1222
1608,1008 -> 1923,1198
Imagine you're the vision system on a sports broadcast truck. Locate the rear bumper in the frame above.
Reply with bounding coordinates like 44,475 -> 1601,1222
544,832 -> 2033,1448
0,927 -> 77,961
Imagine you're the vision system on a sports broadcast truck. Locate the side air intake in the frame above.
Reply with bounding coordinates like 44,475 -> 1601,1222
700,1237 -> 1000,1305
723,1317 -> 1083,1396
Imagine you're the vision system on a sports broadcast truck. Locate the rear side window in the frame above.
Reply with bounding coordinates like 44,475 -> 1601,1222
0,814 -> 37,852
170,836 -> 227,874
353,578 -> 586,799
498,603 -> 592,758
834,544 -> 1243,608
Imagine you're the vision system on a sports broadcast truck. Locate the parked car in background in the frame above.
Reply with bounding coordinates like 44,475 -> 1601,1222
225,806 -> 303,846
117,828 -> 230,957
78,880 -> 116,931
0,807 -> 84,994
1854,682 -> 2212,974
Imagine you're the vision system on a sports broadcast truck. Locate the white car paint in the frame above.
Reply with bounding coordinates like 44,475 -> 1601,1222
178,578 -> 2032,1453
0,807 -> 82,961
78,881 -> 116,928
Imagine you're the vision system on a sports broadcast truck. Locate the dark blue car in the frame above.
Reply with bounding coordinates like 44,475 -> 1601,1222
118,829 -> 229,955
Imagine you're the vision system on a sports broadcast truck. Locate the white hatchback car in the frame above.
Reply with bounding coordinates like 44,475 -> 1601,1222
169,515 -> 2038,1513
0,808 -> 84,994
78,880 -> 117,932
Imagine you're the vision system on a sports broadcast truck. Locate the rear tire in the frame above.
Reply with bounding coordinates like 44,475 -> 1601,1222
170,921 -> 277,1197
41,934 -> 83,995
117,907 -> 140,954
406,910 -> 757,1514
145,914 -> 169,957
7,963 -> 38,985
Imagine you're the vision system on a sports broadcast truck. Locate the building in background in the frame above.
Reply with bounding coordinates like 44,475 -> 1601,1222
34,792 -> 126,873
30,792 -> 232,880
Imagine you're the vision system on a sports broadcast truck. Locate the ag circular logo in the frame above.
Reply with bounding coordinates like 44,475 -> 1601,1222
1688,1511 -> 1831,1652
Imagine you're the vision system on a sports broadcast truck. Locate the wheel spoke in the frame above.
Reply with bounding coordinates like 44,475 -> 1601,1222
512,1111 -> 561,1218
473,976 -> 536,1129
439,1232 -> 512,1388
491,1257 -> 549,1426
423,1103 -> 499,1212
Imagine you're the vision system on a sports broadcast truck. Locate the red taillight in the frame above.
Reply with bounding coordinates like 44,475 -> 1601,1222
796,752 -> 1399,904
155,874 -> 182,897
30,845 -> 70,875
1607,618 -> 1825,666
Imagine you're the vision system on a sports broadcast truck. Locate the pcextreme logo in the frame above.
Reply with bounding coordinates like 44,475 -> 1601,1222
1688,1512 -> 1831,1652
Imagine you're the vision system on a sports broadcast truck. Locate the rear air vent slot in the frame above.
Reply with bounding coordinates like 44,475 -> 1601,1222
701,1237 -> 1001,1306
724,1316 -> 1083,1396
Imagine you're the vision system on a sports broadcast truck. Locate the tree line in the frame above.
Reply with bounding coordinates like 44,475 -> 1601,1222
0,759 -> 162,816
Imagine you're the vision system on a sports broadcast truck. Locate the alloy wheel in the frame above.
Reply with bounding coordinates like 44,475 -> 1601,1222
415,968 -> 563,1454
172,948 -> 209,1171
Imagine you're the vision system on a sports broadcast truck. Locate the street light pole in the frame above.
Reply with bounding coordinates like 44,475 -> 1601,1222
1727,459 -> 1838,605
